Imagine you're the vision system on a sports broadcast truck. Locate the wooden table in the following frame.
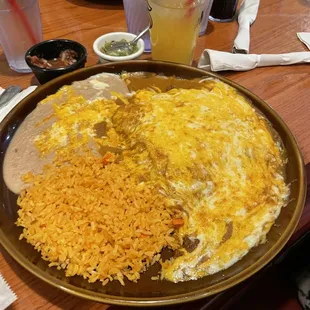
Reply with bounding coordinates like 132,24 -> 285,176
0,0 -> 309,309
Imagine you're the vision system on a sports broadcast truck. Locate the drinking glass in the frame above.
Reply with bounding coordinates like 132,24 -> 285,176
148,0 -> 205,65
123,0 -> 151,53
199,0 -> 214,36
0,0 -> 43,73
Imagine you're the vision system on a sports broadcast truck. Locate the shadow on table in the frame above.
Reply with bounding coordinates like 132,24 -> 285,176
30,75 -> 40,86
204,22 -> 214,36
66,0 -> 123,10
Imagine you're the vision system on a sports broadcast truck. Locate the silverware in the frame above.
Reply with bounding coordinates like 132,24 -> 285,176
0,86 -> 22,109
232,0 -> 260,54
104,25 -> 150,55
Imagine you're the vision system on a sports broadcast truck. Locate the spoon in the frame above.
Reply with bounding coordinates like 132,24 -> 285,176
104,25 -> 150,56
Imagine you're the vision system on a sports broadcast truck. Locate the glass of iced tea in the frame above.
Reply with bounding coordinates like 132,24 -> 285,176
147,0 -> 205,65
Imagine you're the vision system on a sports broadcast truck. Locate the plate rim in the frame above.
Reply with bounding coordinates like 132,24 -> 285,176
0,60 -> 306,307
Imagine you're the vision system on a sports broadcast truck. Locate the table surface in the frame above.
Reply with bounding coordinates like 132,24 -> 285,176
0,0 -> 310,309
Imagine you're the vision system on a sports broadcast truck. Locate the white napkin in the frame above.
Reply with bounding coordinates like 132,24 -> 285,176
233,0 -> 260,54
297,32 -> 310,50
0,86 -> 37,123
198,33 -> 310,72
0,273 -> 17,310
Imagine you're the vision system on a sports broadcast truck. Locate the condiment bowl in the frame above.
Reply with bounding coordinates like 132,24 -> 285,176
93,32 -> 145,63
25,39 -> 87,84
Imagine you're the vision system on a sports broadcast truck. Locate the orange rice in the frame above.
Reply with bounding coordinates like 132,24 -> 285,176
16,151 -> 182,286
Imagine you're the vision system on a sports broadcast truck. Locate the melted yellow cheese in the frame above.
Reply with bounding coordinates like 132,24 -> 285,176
34,87 -> 121,157
113,80 -> 289,281
33,78 -> 289,282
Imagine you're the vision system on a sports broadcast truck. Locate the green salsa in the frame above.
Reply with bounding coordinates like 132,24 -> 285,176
100,39 -> 139,57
